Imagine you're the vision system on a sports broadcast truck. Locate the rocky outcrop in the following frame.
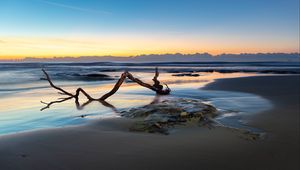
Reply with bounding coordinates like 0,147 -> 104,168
119,98 -> 265,141
172,73 -> 200,77
120,98 -> 218,134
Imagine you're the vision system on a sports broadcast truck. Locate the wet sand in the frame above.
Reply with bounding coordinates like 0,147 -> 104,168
0,75 -> 299,170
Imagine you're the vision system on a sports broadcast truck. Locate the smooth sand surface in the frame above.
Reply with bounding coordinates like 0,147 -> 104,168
0,75 -> 299,170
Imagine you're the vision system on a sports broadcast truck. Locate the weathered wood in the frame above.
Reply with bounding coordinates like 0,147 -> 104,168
41,68 -> 170,110
126,72 -> 157,91
152,67 -> 163,90
75,87 -> 95,101
42,69 -> 74,97
99,71 -> 128,100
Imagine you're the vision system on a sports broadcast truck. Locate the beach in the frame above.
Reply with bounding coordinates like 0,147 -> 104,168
1,0 -> 299,169
0,75 -> 299,170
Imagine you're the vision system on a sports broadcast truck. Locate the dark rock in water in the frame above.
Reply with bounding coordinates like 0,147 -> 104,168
259,70 -> 299,74
172,73 -> 200,77
99,69 -> 117,72
84,73 -> 111,78
76,73 -> 114,81
217,70 -> 237,73
121,98 -> 264,139
40,72 -> 114,81
121,98 -> 218,135
167,70 -> 195,73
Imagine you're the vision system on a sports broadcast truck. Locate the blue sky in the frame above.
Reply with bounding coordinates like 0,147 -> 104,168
0,0 -> 299,58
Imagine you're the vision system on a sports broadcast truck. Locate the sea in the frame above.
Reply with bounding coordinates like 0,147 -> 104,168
0,62 -> 299,135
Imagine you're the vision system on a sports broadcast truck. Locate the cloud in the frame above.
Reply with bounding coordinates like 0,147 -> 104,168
37,0 -> 111,15
0,40 -> 5,44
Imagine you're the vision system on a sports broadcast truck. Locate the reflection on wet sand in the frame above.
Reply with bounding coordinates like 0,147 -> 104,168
0,72 -> 267,135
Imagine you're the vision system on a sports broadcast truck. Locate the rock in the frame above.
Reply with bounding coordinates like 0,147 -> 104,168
121,98 -> 264,139
145,113 -> 171,123
80,73 -> 114,81
43,72 -> 115,81
84,73 -> 111,78
121,98 -> 219,134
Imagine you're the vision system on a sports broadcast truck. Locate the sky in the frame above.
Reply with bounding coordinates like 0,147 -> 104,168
0,0 -> 299,59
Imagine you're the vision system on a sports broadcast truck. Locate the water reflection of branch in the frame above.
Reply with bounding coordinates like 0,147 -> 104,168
40,96 -> 73,111
75,100 -> 119,113
99,100 -> 118,113
40,97 -> 119,113
41,94 -> 161,114
75,100 -> 92,110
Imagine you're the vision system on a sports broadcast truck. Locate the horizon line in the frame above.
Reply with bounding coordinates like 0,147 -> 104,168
1,52 -> 299,61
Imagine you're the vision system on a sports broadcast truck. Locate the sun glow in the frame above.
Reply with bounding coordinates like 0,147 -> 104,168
0,34 -> 298,60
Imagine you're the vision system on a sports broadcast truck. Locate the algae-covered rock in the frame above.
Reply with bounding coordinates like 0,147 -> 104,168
120,98 -> 265,140
121,98 -> 218,134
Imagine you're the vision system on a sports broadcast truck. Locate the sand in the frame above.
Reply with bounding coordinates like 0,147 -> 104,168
0,75 -> 299,170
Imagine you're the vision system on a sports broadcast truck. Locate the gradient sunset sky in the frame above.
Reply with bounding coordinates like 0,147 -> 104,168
0,0 -> 299,59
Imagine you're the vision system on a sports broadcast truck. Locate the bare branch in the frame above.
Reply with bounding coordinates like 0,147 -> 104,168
99,71 -> 128,100
41,67 -> 170,111
42,69 -> 74,97
126,72 -> 157,91
152,67 -> 161,88
75,88 -> 95,101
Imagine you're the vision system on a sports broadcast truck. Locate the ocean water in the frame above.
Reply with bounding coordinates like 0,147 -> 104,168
0,62 -> 296,135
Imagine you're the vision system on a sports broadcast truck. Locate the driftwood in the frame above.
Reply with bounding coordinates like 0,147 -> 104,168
41,68 -> 170,110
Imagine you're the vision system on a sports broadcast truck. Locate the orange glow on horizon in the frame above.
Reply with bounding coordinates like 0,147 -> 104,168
0,35 -> 298,60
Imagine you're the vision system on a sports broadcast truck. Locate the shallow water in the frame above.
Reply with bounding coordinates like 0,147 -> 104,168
0,63 -> 274,135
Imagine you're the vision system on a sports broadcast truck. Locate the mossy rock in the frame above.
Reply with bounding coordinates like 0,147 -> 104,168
121,98 -> 218,134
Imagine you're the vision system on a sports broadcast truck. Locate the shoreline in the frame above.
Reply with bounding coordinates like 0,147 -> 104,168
0,75 -> 299,169
0,72 -> 262,136
0,74 -> 269,137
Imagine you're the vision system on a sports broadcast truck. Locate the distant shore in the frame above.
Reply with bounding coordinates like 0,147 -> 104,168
0,75 -> 299,170
1,52 -> 299,63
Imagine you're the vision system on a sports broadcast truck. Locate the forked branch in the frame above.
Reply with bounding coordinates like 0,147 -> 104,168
41,68 -> 170,110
